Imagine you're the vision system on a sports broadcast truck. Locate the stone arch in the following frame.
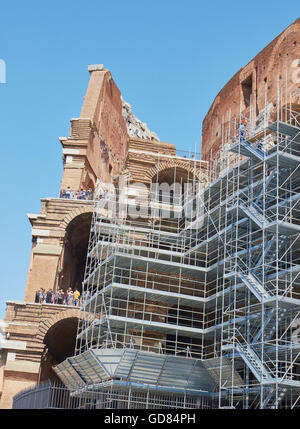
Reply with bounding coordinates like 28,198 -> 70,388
36,309 -> 94,383
87,178 -> 95,190
145,159 -> 201,184
60,211 -> 93,292
37,308 -> 95,346
59,205 -> 93,230
141,161 -> 202,211
37,308 -> 81,343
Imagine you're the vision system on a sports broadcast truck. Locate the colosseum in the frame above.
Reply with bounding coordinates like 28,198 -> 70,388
0,18 -> 300,410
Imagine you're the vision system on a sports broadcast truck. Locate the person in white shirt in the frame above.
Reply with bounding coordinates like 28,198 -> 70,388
239,120 -> 246,144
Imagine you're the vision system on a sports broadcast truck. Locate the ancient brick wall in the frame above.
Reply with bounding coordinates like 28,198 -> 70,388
0,302 -> 80,408
201,18 -> 300,162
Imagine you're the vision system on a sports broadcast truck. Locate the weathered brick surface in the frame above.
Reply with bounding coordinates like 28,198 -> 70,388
201,18 -> 300,161
25,199 -> 94,302
0,377 -> 37,409
0,302 -> 80,409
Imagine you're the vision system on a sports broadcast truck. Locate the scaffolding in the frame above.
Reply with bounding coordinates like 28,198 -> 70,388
21,78 -> 300,409
215,86 -> 300,409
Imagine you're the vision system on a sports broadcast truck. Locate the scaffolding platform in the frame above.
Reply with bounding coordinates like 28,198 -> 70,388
60,110 -> 300,409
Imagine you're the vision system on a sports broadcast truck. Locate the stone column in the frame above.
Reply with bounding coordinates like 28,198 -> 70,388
24,243 -> 62,302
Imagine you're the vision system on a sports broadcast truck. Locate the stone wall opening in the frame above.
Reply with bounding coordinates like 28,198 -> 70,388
39,316 -> 78,383
151,166 -> 196,209
241,74 -> 253,108
60,212 -> 92,293
152,166 -> 193,186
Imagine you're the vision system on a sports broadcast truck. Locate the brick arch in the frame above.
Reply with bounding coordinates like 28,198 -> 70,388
36,308 -> 80,343
59,205 -> 93,230
36,307 -> 94,343
144,159 -> 201,183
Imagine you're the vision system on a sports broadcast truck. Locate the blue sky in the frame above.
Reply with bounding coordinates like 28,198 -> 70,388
0,0 -> 298,318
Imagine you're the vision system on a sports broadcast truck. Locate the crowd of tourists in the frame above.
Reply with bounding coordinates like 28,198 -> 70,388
34,288 -> 91,307
59,183 -> 116,202
59,186 -> 94,200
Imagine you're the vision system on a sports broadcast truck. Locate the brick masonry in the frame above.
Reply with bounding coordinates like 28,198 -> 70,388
201,18 -> 300,161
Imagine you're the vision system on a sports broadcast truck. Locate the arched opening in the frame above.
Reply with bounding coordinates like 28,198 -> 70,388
152,166 -> 194,186
151,166 -> 197,214
39,316 -> 79,383
60,212 -> 92,293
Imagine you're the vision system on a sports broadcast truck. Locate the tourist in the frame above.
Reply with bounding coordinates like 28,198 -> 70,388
74,289 -> 81,306
46,289 -> 52,304
87,188 -> 93,200
79,188 -> 86,200
63,290 -> 67,305
67,290 -> 74,306
239,119 -> 246,144
38,289 -> 44,304
65,186 -> 71,199
62,289 -> 66,304
64,287 -> 71,305
57,289 -> 64,305
34,290 -> 40,303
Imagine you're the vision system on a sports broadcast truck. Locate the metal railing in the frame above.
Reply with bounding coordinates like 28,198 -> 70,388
13,380 -> 86,409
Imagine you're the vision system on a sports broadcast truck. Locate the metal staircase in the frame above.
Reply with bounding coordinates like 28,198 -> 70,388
226,202 -> 268,230
221,124 -> 300,408
255,170 -> 277,207
252,308 -> 288,344
222,325 -> 290,409
253,234 -> 286,275
230,140 -> 265,161
222,340 -> 272,381
236,343 -> 271,381
224,269 -> 270,301
240,271 -> 270,300
262,387 -> 288,409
